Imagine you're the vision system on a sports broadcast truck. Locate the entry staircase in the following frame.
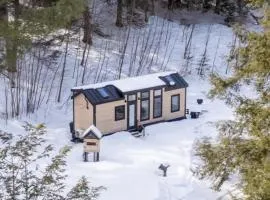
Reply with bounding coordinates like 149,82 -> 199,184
129,125 -> 145,138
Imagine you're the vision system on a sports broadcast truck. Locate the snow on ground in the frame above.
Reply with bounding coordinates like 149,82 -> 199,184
48,78 -> 234,200
0,76 -> 235,200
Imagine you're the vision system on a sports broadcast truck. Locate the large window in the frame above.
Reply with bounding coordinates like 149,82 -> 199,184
153,89 -> 162,118
115,105 -> 125,121
171,94 -> 180,112
140,91 -> 150,121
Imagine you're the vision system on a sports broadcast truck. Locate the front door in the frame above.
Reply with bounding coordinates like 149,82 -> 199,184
127,94 -> 137,130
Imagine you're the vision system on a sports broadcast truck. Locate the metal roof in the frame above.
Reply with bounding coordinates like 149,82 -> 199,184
159,73 -> 189,88
82,85 -> 124,105
80,125 -> 102,139
72,72 -> 188,105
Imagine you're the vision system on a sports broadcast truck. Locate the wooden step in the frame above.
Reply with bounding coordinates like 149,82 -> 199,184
130,131 -> 143,138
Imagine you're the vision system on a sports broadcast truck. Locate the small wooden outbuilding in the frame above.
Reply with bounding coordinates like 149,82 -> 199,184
80,125 -> 102,162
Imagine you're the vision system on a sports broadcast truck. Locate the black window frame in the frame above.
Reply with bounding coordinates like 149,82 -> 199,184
140,91 -> 150,121
153,89 -> 162,118
141,91 -> 150,99
128,94 -> 136,101
115,105 -> 125,121
171,94 -> 180,113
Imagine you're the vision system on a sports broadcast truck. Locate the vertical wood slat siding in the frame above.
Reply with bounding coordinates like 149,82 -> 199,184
96,100 -> 127,134
84,139 -> 100,152
163,88 -> 185,120
74,93 -> 93,130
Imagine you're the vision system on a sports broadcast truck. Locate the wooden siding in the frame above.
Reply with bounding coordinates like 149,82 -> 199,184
95,100 -> 127,134
83,139 -> 100,152
74,93 -> 93,131
163,88 -> 185,120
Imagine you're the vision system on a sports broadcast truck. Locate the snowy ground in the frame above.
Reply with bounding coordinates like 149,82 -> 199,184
58,78 -> 234,200
0,76 -> 235,200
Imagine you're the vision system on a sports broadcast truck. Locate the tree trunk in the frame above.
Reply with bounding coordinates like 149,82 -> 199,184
215,0 -> 221,14
82,1 -> 93,45
5,0 -> 20,87
237,0 -> 243,15
127,0 -> 135,23
203,0 -> 211,10
116,0 -> 123,27
144,0 -> 149,22
168,0 -> 173,9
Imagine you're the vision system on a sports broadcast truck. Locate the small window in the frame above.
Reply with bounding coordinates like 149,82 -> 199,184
115,105 -> 125,121
154,89 -> 162,96
171,94 -> 180,112
141,91 -> 149,99
128,95 -> 136,101
165,75 -> 176,86
86,142 -> 96,146
97,88 -> 110,98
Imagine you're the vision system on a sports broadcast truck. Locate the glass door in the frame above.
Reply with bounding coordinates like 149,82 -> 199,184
127,94 -> 137,130
128,104 -> 135,128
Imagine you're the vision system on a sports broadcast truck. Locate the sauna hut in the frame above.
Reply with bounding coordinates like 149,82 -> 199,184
71,71 -> 188,138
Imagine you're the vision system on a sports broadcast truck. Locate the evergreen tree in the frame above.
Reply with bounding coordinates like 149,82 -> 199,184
67,176 -> 105,200
193,1 -> 270,199
0,0 -> 85,83
0,123 -> 103,200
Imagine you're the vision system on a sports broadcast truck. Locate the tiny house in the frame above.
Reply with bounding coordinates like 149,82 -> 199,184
71,71 -> 188,137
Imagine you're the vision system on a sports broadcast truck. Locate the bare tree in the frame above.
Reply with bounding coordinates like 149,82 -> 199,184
82,0 -> 93,45
116,0 -> 124,27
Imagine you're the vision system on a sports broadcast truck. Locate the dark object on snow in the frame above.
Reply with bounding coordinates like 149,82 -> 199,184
83,152 -> 88,162
137,125 -> 144,133
190,112 -> 200,119
186,109 -> 190,115
197,99 -> 203,104
69,122 -> 77,142
69,122 -> 74,133
159,164 -> 170,177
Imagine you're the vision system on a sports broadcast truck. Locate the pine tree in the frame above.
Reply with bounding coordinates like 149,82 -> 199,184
0,123 -> 104,200
66,176 -> 105,200
193,1 -> 270,199
0,0 -> 85,84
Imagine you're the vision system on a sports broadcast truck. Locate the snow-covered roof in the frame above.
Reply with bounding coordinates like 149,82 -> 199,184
72,71 -> 176,92
80,125 -> 103,139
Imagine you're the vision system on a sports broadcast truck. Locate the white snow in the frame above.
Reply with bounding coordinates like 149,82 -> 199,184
72,71 -> 176,92
80,125 -> 103,139
59,79 -> 235,200
0,78 -> 235,200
